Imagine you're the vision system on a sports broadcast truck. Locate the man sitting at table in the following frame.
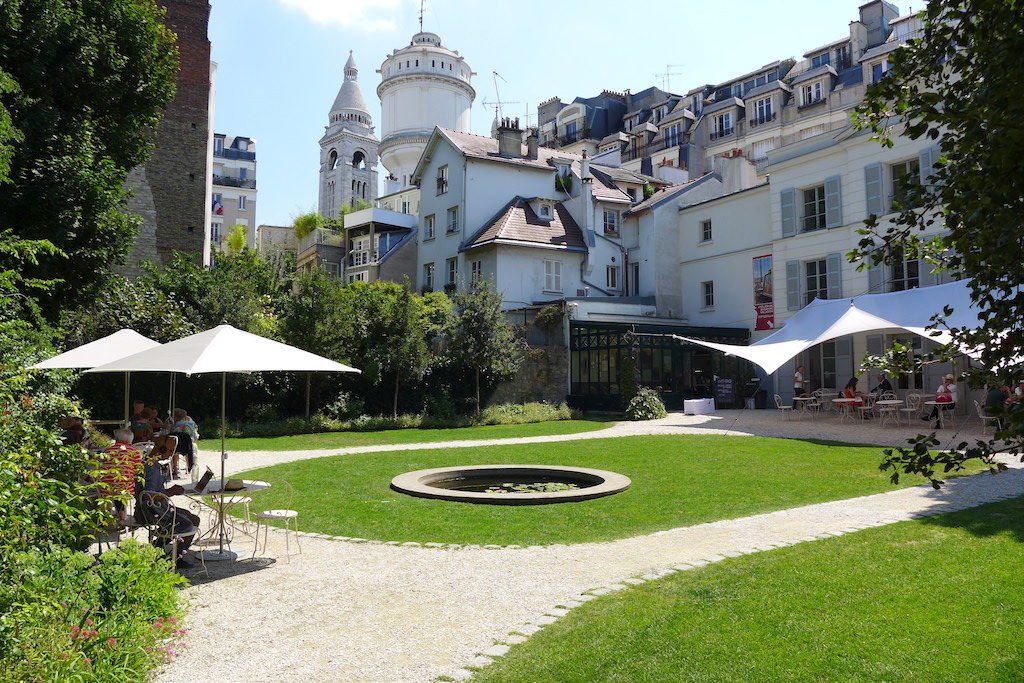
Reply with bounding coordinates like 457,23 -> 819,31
137,442 -> 200,566
921,373 -> 958,427
869,373 -> 894,396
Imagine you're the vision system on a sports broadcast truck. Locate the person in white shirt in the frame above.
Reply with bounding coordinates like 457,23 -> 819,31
922,373 -> 958,426
793,365 -> 807,398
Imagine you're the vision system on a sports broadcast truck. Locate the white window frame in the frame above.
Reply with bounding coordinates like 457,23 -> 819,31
605,265 -> 619,290
446,257 -> 458,285
538,203 -> 552,219
446,206 -> 459,233
544,259 -> 562,293
805,259 -> 828,304
700,219 -> 712,243
800,80 -> 824,106
324,261 -> 340,278
471,259 -> 482,283
602,209 -> 620,234
711,112 -> 732,139
238,195 -> 247,211
423,263 -> 435,290
664,123 -> 681,147
346,270 -> 367,283
889,158 -> 921,210
436,165 -> 448,195
423,214 -> 435,240
753,97 -> 773,125
701,280 -> 715,309
801,184 -> 826,232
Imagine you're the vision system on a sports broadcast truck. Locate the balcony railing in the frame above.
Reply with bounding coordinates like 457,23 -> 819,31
709,128 -> 734,141
297,227 -> 343,255
621,137 -> 681,162
213,174 -> 256,189
557,127 -> 591,147
748,112 -> 776,128
214,148 -> 255,161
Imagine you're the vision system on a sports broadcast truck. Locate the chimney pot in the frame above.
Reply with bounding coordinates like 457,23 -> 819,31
496,116 -> 524,157
526,129 -> 538,159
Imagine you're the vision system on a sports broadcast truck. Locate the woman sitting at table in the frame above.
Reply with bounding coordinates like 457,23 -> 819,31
842,377 -> 865,406
131,407 -> 156,443
169,408 -> 199,476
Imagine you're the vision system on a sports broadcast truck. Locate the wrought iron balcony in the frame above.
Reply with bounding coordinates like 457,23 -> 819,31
709,127 -> 734,141
214,148 -> 256,161
748,112 -> 776,127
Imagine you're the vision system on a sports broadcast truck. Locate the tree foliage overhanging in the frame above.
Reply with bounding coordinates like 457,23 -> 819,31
852,0 -> 1024,486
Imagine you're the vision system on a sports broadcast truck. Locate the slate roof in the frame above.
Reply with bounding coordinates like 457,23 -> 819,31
434,128 -> 632,202
462,197 -> 587,252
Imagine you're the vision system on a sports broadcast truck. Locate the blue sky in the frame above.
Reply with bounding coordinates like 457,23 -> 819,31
209,0 -> 921,227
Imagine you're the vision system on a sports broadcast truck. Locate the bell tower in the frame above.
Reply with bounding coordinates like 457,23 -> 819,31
319,51 -> 378,217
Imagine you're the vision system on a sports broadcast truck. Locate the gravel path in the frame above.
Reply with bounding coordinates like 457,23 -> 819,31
159,411 -> 1017,683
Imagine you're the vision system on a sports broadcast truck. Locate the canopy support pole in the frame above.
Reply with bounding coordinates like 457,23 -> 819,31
199,371 -> 236,562
305,372 -> 311,420
123,372 -> 131,426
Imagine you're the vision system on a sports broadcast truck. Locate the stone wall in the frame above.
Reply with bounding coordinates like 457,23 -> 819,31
123,0 -> 211,275
490,346 -> 569,405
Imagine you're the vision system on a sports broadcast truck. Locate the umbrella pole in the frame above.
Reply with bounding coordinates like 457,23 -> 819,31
219,371 -> 226,554
123,371 -> 130,426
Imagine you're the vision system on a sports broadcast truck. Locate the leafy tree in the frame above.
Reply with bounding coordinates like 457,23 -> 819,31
449,281 -> 525,413
0,0 -> 178,315
852,1 -> 1024,487
382,283 -> 429,417
226,223 -> 248,254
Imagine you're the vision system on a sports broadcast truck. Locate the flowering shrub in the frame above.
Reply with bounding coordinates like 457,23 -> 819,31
625,387 -> 668,421
0,541 -> 185,681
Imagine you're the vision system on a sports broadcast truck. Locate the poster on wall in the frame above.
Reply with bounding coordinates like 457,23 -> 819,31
753,254 -> 774,331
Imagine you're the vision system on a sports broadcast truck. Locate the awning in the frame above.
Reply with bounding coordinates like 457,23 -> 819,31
673,280 -> 981,374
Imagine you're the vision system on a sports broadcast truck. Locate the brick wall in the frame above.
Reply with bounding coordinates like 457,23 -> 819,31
123,0 -> 211,274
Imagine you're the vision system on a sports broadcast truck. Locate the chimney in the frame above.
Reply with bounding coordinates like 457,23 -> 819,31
526,129 -> 539,159
579,150 -> 593,236
496,116 -> 523,157
580,150 -> 591,180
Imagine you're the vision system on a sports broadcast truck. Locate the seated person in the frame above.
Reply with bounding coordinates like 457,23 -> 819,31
131,406 -> 156,443
146,403 -> 167,430
984,384 -> 1011,430
922,373 -> 958,426
137,444 -> 201,568
169,408 -> 200,475
869,373 -> 894,396
59,415 -> 90,447
129,399 -> 145,424
98,428 -> 143,522
842,377 -> 864,406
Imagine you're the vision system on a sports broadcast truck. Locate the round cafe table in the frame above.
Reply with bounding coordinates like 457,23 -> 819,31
874,399 -> 904,426
184,480 -> 272,560
793,396 -> 818,416
923,400 -> 955,429
832,397 -> 859,422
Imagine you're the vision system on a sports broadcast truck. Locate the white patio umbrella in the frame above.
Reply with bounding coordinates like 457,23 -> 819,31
87,324 -> 360,560
28,329 -> 162,423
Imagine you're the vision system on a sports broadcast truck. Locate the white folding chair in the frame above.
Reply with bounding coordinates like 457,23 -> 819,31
774,394 -> 794,420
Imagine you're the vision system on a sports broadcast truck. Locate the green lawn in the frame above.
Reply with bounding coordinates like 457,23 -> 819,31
474,496 -> 1024,682
217,419 -> 613,452
237,435 -> 960,546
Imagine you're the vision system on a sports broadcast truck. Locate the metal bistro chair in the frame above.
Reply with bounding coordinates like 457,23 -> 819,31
877,391 -> 900,427
900,393 -> 923,425
975,399 -> 1001,435
774,393 -> 794,420
857,392 -> 876,421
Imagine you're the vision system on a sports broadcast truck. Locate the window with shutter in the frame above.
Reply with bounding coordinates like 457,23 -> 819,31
825,253 -> 843,299
780,189 -> 797,237
786,260 -> 801,310
824,175 -> 842,228
864,163 -> 884,216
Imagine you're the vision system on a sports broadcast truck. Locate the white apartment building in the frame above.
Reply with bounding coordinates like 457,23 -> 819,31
210,134 -> 257,250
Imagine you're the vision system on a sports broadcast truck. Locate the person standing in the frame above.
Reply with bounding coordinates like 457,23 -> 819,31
793,365 -> 807,398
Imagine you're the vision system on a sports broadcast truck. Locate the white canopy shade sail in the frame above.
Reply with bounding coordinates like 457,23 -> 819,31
28,329 -> 161,369
674,280 -> 981,375
85,324 -> 360,375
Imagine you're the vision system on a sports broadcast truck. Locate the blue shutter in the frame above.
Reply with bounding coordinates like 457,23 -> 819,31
864,163 -> 884,217
865,334 -> 884,371
919,145 -> 941,188
780,189 -> 797,237
826,253 -> 843,299
868,260 -> 885,293
824,175 -> 843,228
786,260 -> 801,310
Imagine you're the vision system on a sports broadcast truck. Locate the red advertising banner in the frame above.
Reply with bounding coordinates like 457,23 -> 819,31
753,254 -> 774,331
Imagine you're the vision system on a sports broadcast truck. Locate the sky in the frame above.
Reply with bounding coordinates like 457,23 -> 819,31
209,0 -> 923,228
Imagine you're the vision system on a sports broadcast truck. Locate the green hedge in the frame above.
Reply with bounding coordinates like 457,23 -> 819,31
0,541 -> 186,681
199,402 -> 578,439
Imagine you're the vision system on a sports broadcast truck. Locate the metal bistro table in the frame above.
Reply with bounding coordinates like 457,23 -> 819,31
874,399 -> 904,427
832,397 -> 859,422
184,479 -> 271,560
793,396 -> 818,416
923,400 -> 954,429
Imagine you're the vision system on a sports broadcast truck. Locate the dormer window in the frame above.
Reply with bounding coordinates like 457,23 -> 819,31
810,51 -> 831,68
799,80 -> 824,106
871,59 -> 892,84
710,112 -> 732,140
538,203 -> 552,219
751,97 -> 774,126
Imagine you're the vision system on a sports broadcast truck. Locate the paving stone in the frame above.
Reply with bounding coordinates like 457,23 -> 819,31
503,634 -> 528,645
588,587 -> 611,596
384,541 -> 402,546
402,542 -> 422,547
482,644 -> 510,657
518,624 -> 543,635
576,593 -> 597,601
546,608 -> 569,617
536,615 -> 558,625
442,669 -> 474,681
623,577 -> 646,585
424,542 -> 446,548
483,544 -> 503,550
466,655 -> 493,668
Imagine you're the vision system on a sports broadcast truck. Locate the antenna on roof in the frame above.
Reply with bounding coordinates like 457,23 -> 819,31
655,64 -> 685,92
481,71 -> 520,121
418,0 -> 425,31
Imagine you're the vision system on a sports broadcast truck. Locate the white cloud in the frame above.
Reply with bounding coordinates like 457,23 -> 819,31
276,0 -> 402,31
